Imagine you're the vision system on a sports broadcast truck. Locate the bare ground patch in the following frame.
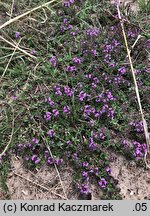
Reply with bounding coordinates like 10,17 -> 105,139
6,156 -> 103,200
6,156 -> 77,200
5,155 -> 150,200
110,154 -> 150,200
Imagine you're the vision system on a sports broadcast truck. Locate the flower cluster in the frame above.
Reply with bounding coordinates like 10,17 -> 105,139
31,155 -> 40,164
95,90 -> 115,103
73,57 -> 82,64
118,67 -> 127,75
86,28 -> 100,37
47,129 -> 55,138
64,86 -> 75,97
129,121 -> 144,133
62,0 -> 75,7
12,1 -> 149,200
53,85 -> 63,96
132,141 -> 147,160
50,56 -> 57,67
66,65 -> 76,72
98,178 -> 108,188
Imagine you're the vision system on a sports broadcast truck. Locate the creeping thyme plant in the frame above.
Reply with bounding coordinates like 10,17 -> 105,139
0,0 -> 149,199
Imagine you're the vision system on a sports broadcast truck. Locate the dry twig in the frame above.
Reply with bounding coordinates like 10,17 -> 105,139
0,0 -> 59,30
116,1 -> 150,168
13,172 -> 67,199
0,35 -> 37,59
0,38 -> 22,82
0,103 -> 15,158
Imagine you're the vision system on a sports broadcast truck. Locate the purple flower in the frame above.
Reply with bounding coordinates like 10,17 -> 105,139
47,129 -> 55,138
92,82 -> 97,88
99,132 -> 105,140
72,153 -> 78,160
102,104 -> 108,112
50,56 -> 57,67
70,31 -> 76,36
134,69 -> 141,75
93,77 -> 99,84
73,57 -> 81,64
44,111 -> 52,121
86,28 -> 99,37
53,85 -> 62,96
109,62 -> 115,67
85,74 -> 92,79
35,158 -> 40,164
32,138 -> 39,144
89,168 -> 94,173
66,140 -> 72,146
62,1 -> 70,7
133,149 -> 143,160
105,167 -> 111,174
80,184 -> 90,194
130,121 -> 144,133
45,97 -> 55,106
64,86 -> 74,97
107,108 -> 115,119
95,167 -> 99,175
106,90 -> 114,101
25,156 -> 29,161
55,158 -> 63,165
31,155 -> 37,161
63,105 -> 71,114
82,171 -> 88,178
89,120 -> 95,127
89,138 -> 97,151
82,161 -> 89,167
78,91 -> 88,101
11,95 -> 17,100
60,26 -> 67,33
96,93 -> 103,102
91,49 -> 97,56
66,65 -> 76,72
28,143 -> 32,148
31,49 -> 36,55
44,150 -> 49,158
113,39 -> 120,47
122,139 -> 129,148
118,67 -> 126,75
85,105 -> 92,115
63,18 -> 68,24
15,31 -> 20,39
98,178 -> 107,188
62,0 -> 74,7
132,140 -> 147,160
52,109 -> 59,117
47,157 -> 54,165
67,24 -> 73,30
17,144 -> 23,149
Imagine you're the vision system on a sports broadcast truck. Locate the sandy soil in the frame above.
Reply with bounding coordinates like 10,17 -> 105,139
110,154 -> 150,200
5,154 -> 150,200
6,156 -> 76,200
6,156 -> 103,200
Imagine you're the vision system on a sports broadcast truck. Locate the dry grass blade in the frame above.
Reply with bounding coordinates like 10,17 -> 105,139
13,172 -> 67,199
46,145 -> 68,200
0,0 -> 59,30
0,38 -> 21,82
0,103 -> 15,158
0,35 -> 37,60
22,107 -> 68,200
116,1 -> 150,168
10,0 -> 15,18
